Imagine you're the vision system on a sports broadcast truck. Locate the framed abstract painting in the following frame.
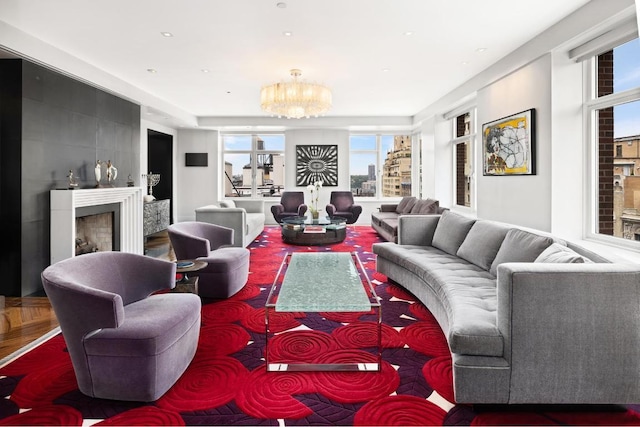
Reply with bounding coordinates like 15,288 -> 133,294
482,109 -> 536,176
295,144 -> 338,186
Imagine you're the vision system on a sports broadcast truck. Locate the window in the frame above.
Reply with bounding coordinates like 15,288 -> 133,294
450,110 -> 475,208
587,37 -> 640,242
222,134 -> 285,198
349,134 -> 413,198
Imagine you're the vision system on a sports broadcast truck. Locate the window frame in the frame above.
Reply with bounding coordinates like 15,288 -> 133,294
349,132 -> 419,199
220,132 -> 285,198
449,108 -> 477,212
584,41 -> 640,250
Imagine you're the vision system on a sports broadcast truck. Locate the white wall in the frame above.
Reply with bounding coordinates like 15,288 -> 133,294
475,54 -> 553,231
175,128 -> 219,222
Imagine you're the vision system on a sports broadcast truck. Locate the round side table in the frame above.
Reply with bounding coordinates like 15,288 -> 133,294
174,259 -> 207,294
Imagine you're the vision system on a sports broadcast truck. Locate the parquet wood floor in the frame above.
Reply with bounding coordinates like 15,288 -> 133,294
0,231 -> 174,361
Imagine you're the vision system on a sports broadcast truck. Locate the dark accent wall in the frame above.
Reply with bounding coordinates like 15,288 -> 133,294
0,59 -> 141,296
598,51 -> 614,235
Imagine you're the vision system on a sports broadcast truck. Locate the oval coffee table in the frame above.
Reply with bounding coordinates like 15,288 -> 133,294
280,216 -> 347,245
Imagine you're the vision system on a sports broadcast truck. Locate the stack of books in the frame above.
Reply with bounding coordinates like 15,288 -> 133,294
303,225 -> 326,233
283,223 -> 301,231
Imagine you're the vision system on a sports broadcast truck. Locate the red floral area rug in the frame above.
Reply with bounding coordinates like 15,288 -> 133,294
2,225 -> 640,425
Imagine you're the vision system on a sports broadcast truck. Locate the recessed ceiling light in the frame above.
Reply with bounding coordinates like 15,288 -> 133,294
201,69 -> 210,73
227,91 -> 231,94
461,61 -> 469,66
403,31 -> 415,36
160,32 -> 173,37
276,2 -> 287,8
147,68 -> 157,73
382,68 -> 390,72
283,31 -> 293,37
476,47 -> 487,53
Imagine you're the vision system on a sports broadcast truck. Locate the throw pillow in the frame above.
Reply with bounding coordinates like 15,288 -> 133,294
534,243 -> 587,263
410,198 -> 439,214
395,197 -> 417,214
219,200 -> 236,208
457,221 -> 511,270
431,210 -> 476,255
490,229 -> 554,275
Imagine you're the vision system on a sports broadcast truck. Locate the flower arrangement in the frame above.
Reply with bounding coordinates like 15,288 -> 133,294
306,180 -> 323,218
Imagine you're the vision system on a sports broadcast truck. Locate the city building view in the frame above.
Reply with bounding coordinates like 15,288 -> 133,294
614,134 -> 640,240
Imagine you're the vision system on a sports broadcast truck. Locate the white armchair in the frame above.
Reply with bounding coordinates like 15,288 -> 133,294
195,199 -> 265,247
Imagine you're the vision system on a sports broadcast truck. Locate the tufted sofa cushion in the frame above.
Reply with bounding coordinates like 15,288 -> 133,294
373,243 -> 503,357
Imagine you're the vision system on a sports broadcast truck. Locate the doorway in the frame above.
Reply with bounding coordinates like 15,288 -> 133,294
147,130 -> 173,224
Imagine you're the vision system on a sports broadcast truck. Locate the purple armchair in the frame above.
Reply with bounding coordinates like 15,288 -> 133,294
326,191 -> 363,224
270,191 -> 308,223
168,221 -> 249,298
41,252 -> 201,402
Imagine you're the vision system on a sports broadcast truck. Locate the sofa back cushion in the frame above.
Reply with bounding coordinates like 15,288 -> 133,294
410,198 -> 439,215
219,200 -> 236,208
431,210 -> 476,255
490,228 -> 554,275
456,221 -> 511,270
395,196 -> 417,214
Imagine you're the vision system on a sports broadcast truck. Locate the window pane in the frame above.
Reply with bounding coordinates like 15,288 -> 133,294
223,153 -> 251,197
223,135 -> 252,151
596,99 -> 640,239
455,141 -> 472,207
350,152 -> 377,196
350,135 -> 376,150
258,153 -> 285,197
257,134 -> 285,151
382,135 -> 412,196
597,37 -> 640,97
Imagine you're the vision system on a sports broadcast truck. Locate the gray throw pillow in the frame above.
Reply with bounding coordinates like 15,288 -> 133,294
395,197 -> 417,214
534,243 -> 587,263
490,229 -> 554,275
457,221 -> 510,270
219,200 -> 236,208
431,210 -> 476,255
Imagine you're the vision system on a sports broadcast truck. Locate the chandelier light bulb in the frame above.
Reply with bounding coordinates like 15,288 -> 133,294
260,69 -> 332,119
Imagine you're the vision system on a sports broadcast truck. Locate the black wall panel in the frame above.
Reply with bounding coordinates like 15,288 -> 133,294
0,59 -> 141,296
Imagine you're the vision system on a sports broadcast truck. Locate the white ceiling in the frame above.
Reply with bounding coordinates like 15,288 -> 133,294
0,0 -> 592,120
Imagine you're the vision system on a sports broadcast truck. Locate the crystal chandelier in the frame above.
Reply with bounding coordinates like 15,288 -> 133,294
260,69 -> 332,119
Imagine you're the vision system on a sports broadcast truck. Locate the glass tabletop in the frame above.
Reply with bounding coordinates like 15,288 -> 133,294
266,252 -> 377,312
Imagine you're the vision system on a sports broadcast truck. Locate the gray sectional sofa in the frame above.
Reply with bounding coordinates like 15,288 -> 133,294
195,199 -> 265,247
373,210 -> 640,404
371,197 -> 445,242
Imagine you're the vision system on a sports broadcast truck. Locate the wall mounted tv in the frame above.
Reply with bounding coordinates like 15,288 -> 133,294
185,153 -> 208,167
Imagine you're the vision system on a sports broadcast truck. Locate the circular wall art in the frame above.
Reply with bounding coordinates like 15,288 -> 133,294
296,145 -> 338,186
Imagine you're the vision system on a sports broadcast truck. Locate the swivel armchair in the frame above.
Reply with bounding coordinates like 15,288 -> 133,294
270,191 -> 308,223
168,221 -> 250,298
41,252 -> 201,402
326,191 -> 363,224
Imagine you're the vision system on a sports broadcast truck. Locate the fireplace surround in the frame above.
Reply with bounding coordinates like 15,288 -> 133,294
50,187 -> 144,264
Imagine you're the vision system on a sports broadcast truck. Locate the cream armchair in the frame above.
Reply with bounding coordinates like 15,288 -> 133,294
195,199 -> 265,247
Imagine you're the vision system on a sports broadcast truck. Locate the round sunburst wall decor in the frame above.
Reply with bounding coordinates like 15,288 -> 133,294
295,145 -> 338,186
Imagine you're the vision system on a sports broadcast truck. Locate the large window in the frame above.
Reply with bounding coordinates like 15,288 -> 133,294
450,110 -> 475,208
349,134 -> 413,198
587,37 -> 640,242
222,134 -> 285,198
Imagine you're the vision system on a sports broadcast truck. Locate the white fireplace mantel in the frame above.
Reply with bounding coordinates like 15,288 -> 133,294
50,187 -> 144,264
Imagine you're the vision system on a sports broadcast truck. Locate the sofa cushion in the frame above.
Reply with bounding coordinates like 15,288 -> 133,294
431,211 -> 476,255
395,197 -> 417,214
219,200 -> 236,208
410,198 -> 439,214
457,221 -> 511,270
490,229 -> 554,275
534,243 -> 588,263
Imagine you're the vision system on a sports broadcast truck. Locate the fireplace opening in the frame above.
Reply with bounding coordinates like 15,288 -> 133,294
75,203 -> 121,256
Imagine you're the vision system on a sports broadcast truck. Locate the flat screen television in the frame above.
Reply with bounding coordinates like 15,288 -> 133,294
185,153 -> 208,167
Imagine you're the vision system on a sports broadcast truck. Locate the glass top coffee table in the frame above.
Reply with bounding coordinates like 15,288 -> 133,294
265,252 -> 381,372
280,216 -> 347,245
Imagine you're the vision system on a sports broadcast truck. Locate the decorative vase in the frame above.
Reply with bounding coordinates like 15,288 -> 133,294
311,210 -> 319,219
